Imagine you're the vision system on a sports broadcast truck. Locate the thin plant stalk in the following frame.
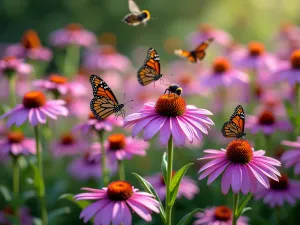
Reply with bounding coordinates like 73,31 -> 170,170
8,74 -> 16,107
296,83 -> 300,135
12,156 -> 19,200
276,207 -> 281,225
118,160 -> 125,181
99,130 -> 109,186
34,126 -> 48,225
165,137 -> 174,225
232,193 -> 239,225
63,44 -> 80,78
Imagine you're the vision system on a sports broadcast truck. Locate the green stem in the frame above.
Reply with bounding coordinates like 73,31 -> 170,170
165,137 -> 174,225
34,126 -> 48,225
63,45 -> 80,78
232,193 -> 239,225
295,83 -> 300,136
276,207 -> 281,225
8,74 -> 16,107
12,157 -> 19,200
99,131 -> 109,186
118,160 -> 125,181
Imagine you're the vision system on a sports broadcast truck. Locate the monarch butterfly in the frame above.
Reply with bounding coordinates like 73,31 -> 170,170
137,48 -> 163,86
122,0 -> 151,26
164,84 -> 183,96
90,75 -> 125,120
221,105 -> 246,139
174,38 -> 213,63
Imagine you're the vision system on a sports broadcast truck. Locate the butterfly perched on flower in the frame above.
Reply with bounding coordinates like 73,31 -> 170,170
122,0 -> 151,26
174,38 -> 213,63
90,75 -> 125,120
221,105 -> 246,139
164,84 -> 182,96
137,48 -> 163,86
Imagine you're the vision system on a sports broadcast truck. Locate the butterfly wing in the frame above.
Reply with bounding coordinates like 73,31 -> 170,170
128,0 -> 141,15
90,74 -> 119,104
230,105 -> 245,133
174,49 -> 197,63
90,96 -> 119,120
221,121 -> 241,138
194,38 -> 214,61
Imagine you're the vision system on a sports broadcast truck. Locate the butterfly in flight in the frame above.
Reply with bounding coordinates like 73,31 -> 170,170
174,38 -> 213,63
221,105 -> 246,139
164,84 -> 182,96
122,0 -> 151,26
137,48 -> 163,86
90,75 -> 127,120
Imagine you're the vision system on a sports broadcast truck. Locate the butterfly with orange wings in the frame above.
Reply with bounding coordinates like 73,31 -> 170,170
137,48 -> 163,86
174,38 -> 214,63
221,105 -> 246,139
90,75 -> 126,120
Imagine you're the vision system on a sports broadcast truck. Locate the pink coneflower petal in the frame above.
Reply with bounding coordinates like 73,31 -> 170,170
160,118 -> 171,145
247,164 -> 269,188
112,202 -> 124,225
221,164 -> 234,194
94,202 -> 114,225
144,116 -> 166,140
232,164 -> 243,193
170,118 -> 186,145
122,203 -> 132,225
126,200 -> 152,222
80,200 -> 109,223
132,115 -> 159,137
207,161 -> 230,184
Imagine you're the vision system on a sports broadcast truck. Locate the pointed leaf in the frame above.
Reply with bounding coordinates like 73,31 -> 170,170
132,173 -> 166,223
169,163 -> 193,206
284,100 -> 295,126
59,193 -> 90,210
30,163 -> 45,197
241,207 -> 252,215
0,185 -> 12,202
161,153 -> 168,185
237,193 -> 252,218
176,208 -> 205,225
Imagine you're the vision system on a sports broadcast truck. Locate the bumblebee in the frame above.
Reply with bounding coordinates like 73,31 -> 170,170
122,0 -> 151,26
164,84 -> 183,96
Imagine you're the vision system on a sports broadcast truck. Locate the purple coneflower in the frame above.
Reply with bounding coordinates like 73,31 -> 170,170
49,23 -> 96,48
124,93 -> 214,146
198,139 -> 281,194
33,74 -> 86,97
0,131 -> 35,157
146,172 -> 199,200
0,56 -> 32,77
74,181 -> 160,225
0,91 -> 68,126
255,174 -> 300,207
246,109 -> 291,135
194,206 -> 248,225
280,137 -> 300,175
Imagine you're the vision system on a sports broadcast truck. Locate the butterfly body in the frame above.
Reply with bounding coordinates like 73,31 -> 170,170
221,105 -> 246,139
137,48 -> 163,86
164,84 -> 183,96
175,38 -> 213,63
122,0 -> 150,26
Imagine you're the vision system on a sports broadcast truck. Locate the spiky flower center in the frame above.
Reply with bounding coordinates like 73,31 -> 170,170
22,91 -> 46,108
107,181 -> 133,201
49,74 -> 68,84
60,133 -> 75,145
2,56 -> 16,62
290,50 -> 300,69
226,140 -> 253,163
7,131 -> 24,143
108,134 -> 126,150
65,23 -> 82,32
213,57 -> 231,74
214,206 -> 232,221
258,110 -> 275,125
155,94 -> 186,117
248,42 -> 265,57
270,174 -> 289,190
21,29 -> 41,49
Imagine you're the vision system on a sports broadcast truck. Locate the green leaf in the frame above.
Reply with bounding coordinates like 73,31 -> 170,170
161,153 -> 168,185
17,156 -> 28,170
169,163 -> 193,207
0,185 -> 12,202
59,193 -> 90,210
241,207 -> 252,215
22,190 -> 36,201
30,163 -> 45,197
33,217 -> 42,225
132,173 -> 166,223
176,208 -> 205,225
236,193 -> 252,218
284,100 -> 295,126
49,207 -> 71,223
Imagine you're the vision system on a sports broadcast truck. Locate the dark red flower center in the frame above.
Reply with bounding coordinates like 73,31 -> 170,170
226,140 -> 253,163
258,110 -> 275,125
179,74 -> 193,85
248,42 -> 265,57
198,24 -> 213,33
65,23 -> 82,32
213,57 -> 231,74
214,206 -> 232,221
107,181 -> 133,201
60,133 -> 75,145
22,91 -> 46,108
21,29 -> 41,49
100,45 -> 116,55
108,134 -> 126,150
270,174 -> 289,190
7,131 -> 24,143
155,93 -> 186,117
49,74 -> 68,84
290,50 -> 300,69
98,32 -> 117,46
2,56 -> 16,62
3,206 -> 14,216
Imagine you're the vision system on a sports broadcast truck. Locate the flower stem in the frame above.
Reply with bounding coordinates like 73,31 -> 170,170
12,156 -> 19,200
276,207 -> 281,225
34,126 -> 48,225
99,130 -> 109,186
118,160 -> 125,180
63,44 -> 80,78
165,136 -> 174,225
232,193 -> 239,225
8,73 -> 16,107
